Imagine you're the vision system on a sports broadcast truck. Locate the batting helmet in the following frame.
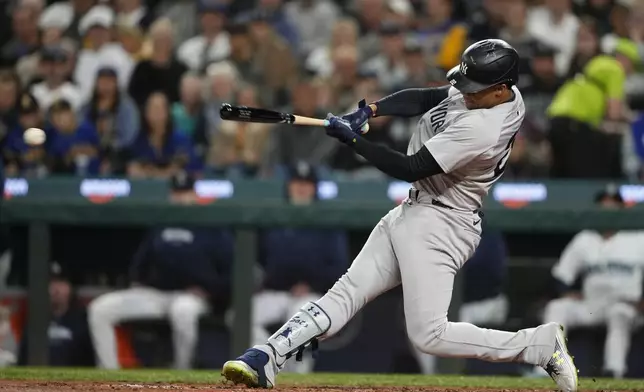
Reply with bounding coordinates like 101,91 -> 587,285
447,39 -> 520,94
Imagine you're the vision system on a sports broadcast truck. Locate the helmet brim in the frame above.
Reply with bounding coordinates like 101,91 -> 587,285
446,65 -> 495,94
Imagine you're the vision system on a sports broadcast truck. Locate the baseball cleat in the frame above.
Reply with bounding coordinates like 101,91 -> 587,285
543,325 -> 579,392
221,347 -> 276,388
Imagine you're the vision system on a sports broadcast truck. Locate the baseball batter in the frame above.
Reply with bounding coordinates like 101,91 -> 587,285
222,39 -> 578,392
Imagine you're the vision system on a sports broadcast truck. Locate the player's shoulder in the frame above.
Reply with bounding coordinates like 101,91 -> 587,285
570,230 -> 600,245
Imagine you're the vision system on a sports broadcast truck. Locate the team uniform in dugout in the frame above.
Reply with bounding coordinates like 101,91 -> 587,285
547,55 -> 625,178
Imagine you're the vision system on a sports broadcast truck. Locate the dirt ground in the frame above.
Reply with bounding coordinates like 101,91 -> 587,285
0,381 -> 632,392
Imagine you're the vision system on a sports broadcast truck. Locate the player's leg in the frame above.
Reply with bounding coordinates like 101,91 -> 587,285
222,208 -> 403,388
604,302 -> 639,377
459,294 -> 509,326
251,291 -> 292,346
88,287 -> 172,368
392,205 -> 577,390
167,292 -> 209,369
543,297 -> 603,333
282,292 -> 321,374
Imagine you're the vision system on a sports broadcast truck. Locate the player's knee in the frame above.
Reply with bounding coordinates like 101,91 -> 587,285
543,298 -> 572,323
169,295 -> 206,327
407,317 -> 448,355
607,302 -> 637,323
88,293 -> 119,325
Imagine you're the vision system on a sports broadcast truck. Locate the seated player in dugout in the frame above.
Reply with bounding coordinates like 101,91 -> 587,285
546,38 -> 641,179
540,186 -> 644,378
88,172 -> 234,370
18,262 -> 95,367
251,162 -> 349,374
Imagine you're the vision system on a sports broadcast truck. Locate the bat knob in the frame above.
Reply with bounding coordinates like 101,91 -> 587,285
219,103 -> 233,119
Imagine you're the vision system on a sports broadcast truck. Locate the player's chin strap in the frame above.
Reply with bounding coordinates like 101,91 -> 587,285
266,302 -> 331,368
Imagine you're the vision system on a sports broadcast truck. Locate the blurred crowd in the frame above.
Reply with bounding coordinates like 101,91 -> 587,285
1,0 -> 644,182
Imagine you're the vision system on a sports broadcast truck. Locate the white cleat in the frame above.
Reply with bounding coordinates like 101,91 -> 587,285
543,325 -> 579,392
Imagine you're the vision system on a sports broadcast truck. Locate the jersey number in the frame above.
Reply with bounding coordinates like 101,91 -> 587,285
490,131 -> 518,181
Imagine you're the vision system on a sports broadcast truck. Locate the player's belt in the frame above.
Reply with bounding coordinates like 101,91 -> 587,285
408,188 -> 482,216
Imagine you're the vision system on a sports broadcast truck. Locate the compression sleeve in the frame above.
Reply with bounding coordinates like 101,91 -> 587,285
351,137 -> 443,182
374,86 -> 450,118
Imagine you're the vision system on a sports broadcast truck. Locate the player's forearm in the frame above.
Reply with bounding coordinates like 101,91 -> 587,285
373,86 -> 450,118
351,137 -> 444,182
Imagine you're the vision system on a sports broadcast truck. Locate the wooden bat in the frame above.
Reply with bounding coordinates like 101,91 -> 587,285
219,103 -> 370,132
219,103 -> 327,127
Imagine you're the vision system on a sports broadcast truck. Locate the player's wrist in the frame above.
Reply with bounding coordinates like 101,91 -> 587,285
368,103 -> 377,117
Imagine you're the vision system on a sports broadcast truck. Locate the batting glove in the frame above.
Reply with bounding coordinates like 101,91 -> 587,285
341,99 -> 373,134
325,113 -> 358,145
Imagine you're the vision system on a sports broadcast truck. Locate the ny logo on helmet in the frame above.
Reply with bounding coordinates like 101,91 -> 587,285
460,63 -> 468,75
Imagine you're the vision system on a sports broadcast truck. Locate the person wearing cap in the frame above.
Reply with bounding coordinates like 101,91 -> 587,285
31,45 -> 83,113
46,98 -> 102,176
252,162 -> 348,374
74,4 -> 135,103
39,0 -> 96,41
80,65 -> 139,175
176,1 -> 230,73
362,22 -> 408,93
88,171 -> 234,370
537,186 -> 644,379
547,38 -> 641,178
128,18 -> 188,109
18,262 -> 95,366
2,92 -> 47,177
236,0 -> 299,52
414,0 -> 467,71
395,37 -> 444,90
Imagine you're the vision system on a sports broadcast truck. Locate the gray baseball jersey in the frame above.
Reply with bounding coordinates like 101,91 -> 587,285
408,86 -> 525,210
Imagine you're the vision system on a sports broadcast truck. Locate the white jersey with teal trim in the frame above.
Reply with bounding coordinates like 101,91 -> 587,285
407,86 -> 525,210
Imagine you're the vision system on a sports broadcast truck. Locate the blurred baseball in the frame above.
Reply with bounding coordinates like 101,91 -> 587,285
24,128 -> 46,145
361,123 -> 370,134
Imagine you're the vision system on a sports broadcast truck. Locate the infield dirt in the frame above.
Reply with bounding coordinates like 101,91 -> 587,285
0,381 -> 634,392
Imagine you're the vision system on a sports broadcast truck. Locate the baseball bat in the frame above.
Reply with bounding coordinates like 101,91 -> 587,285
219,103 -> 328,127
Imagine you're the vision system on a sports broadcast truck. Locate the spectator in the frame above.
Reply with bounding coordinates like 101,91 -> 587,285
128,18 -> 187,108
566,17 -> 601,79
88,172 -> 234,369
526,0 -> 580,77
1,3 -> 40,67
547,38 -> 640,178
38,2 -> 74,47
498,0 -> 535,90
523,42 -> 565,133
39,0 -> 96,41
172,73 -> 204,141
30,46 -> 83,113
177,2 -> 230,73
114,0 -> 155,32
74,5 -> 135,103
246,10 -> 298,107
363,22 -> 408,93
227,22 -> 257,83
18,262 -> 95,367
284,0 -> 339,59
305,17 -> 359,79
539,187 -> 644,379
252,162 -> 349,373
415,0 -> 467,72
0,71 -> 21,134
2,92 -> 47,177
395,37 -> 444,89
201,61 -> 239,151
46,99 -> 101,176
127,92 -> 199,178
600,0 -> 633,54
352,0 -> 387,61
116,24 -> 146,62
265,78 -> 335,172
573,0 -> 614,37
239,0 -> 299,52
413,228 -> 510,374
385,0 -> 413,28
156,0 -> 199,44
80,66 -> 139,175
467,0 -> 507,42
208,83 -> 271,177
327,44 -> 360,113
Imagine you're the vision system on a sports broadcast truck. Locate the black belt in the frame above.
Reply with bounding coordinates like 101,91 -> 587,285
408,189 -> 483,216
